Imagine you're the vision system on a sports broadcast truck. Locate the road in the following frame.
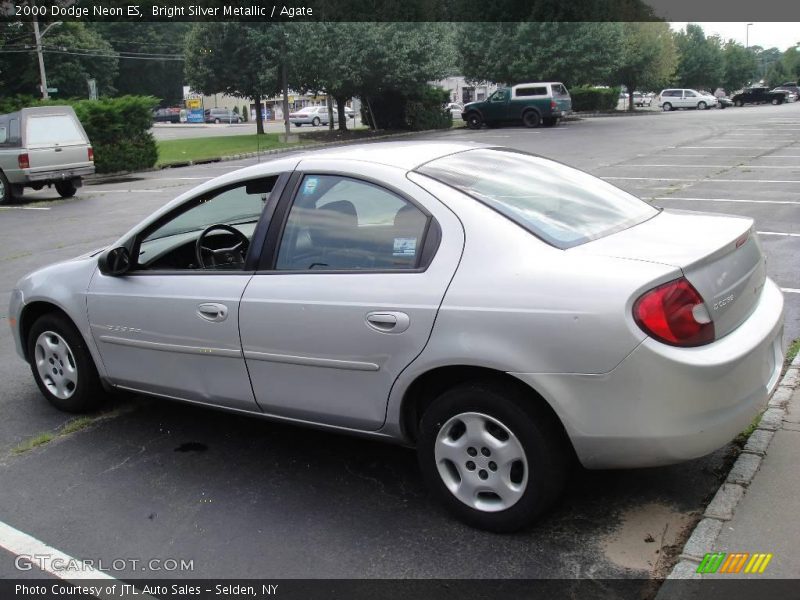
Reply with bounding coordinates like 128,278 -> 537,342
0,103 -> 797,587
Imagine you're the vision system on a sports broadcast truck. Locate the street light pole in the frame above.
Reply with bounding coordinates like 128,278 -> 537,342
746,23 -> 753,48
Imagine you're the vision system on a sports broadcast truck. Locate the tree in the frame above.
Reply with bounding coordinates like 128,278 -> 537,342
674,24 -> 723,91
720,41 -> 757,93
89,23 -> 190,106
183,23 -> 283,134
457,22 -> 623,87
0,21 -> 118,98
615,22 -> 676,111
288,22 -> 453,130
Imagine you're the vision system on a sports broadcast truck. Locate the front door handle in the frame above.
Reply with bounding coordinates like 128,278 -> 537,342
197,302 -> 228,322
366,311 -> 410,334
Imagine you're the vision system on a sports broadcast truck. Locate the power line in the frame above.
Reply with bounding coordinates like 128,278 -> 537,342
0,48 -> 184,61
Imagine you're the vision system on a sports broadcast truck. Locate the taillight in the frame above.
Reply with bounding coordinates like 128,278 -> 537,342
550,100 -> 557,110
18,153 -> 29,169
87,147 -> 94,162
633,277 -> 715,347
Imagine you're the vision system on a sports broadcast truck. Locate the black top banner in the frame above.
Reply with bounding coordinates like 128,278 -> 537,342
2,0 -> 799,22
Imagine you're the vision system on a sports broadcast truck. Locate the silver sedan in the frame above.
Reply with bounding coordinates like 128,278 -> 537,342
8,142 -> 784,532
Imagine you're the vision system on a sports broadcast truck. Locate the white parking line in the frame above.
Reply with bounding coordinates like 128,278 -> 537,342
0,520 -> 157,599
0,206 -> 51,210
654,197 -> 800,206
154,177 -> 215,181
782,288 -> 800,294
623,164 -> 799,169
677,146 -> 779,149
604,177 -> 800,183
82,189 -> 166,194
757,231 -> 800,237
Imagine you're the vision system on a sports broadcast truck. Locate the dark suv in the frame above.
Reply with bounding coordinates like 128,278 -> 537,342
731,87 -> 786,106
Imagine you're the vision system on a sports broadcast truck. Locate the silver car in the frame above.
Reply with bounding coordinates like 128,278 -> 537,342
289,106 -> 336,127
8,142 -> 784,531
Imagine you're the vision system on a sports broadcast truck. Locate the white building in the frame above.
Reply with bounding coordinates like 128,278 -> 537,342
432,76 -> 498,105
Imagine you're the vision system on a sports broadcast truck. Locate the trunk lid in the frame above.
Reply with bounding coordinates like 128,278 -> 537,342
572,209 -> 767,339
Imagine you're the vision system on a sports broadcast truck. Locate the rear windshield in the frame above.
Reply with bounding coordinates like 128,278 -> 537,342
416,148 -> 658,249
26,115 -> 84,146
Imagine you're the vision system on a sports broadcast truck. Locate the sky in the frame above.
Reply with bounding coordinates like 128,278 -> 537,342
669,22 -> 800,51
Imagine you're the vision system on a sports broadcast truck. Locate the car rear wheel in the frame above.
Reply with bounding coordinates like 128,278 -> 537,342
27,313 -> 105,413
522,110 -> 541,128
214,118 -> 221,124
697,101 -> 707,110
55,181 -> 77,199
417,381 -> 568,532
465,112 -> 483,129
0,170 -> 23,205
734,100 -> 743,107
771,98 -> 781,105
662,102 -> 672,111
312,117 -> 321,126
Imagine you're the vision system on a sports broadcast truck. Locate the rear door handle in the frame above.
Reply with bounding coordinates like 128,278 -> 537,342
366,311 -> 410,334
197,302 -> 228,322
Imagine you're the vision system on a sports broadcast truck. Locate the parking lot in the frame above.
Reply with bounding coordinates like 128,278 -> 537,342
0,103 -> 798,587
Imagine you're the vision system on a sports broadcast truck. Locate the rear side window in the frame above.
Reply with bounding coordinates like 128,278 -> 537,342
551,84 -> 569,97
516,87 -> 547,97
26,115 -> 84,146
662,90 -> 679,97
0,126 -> 6,144
276,175 -> 430,271
417,149 -> 657,249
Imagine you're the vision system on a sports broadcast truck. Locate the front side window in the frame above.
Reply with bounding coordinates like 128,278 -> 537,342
490,90 -> 508,102
136,177 -> 277,271
275,175 -> 429,271
417,149 -> 657,249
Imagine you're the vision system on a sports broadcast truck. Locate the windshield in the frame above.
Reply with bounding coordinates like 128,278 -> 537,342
416,148 -> 658,249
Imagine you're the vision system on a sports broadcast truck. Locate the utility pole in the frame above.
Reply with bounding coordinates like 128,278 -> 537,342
32,16 -> 48,100
32,13 -> 62,100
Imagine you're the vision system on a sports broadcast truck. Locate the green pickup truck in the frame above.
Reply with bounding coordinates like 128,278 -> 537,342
462,82 -> 572,129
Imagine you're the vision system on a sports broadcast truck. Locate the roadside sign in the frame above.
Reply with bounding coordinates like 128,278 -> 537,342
46,87 -> 58,93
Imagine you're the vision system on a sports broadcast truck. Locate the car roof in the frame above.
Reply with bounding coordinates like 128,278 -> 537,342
298,140 -> 488,170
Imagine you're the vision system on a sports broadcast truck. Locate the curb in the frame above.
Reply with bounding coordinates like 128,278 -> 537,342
661,350 -> 800,585
85,129 -> 445,184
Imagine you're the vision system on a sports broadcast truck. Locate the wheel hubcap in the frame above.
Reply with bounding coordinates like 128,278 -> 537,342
434,412 -> 528,512
34,331 -> 78,400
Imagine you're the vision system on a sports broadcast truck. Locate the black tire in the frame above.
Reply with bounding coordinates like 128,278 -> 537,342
734,100 -> 743,107
465,112 -> 483,129
293,123 -> 301,127
214,118 -> 221,124
312,117 -> 321,126
522,110 -> 541,128
55,180 -> 77,199
417,381 -> 568,532
27,313 -> 105,413
542,117 -> 558,127
771,98 -> 781,105
0,171 -> 23,204
662,102 -> 672,111
697,101 -> 707,110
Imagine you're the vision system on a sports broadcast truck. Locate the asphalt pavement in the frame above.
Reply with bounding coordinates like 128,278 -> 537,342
0,103 -> 798,589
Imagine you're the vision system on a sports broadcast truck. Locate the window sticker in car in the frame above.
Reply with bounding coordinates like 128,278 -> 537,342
393,237 -> 417,257
303,177 -> 319,195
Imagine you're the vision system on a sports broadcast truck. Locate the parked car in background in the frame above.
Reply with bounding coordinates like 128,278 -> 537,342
9,142 -> 784,532
658,89 -> 718,111
445,103 -> 464,119
731,87 -> 786,106
152,108 -> 181,124
204,108 -> 242,124
462,82 -> 571,128
633,92 -> 652,107
289,106 -> 337,127
716,96 -> 734,109
0,105 -> 94,204
771,88 -> 797,103
343,106 -> 356,119
773,82 -> 799,99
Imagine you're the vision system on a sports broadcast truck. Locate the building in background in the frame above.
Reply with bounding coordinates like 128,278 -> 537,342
432,76 -> 498,105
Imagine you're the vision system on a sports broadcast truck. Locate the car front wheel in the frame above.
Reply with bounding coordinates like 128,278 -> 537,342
417,381 -> 568,532
697,101 -> 707,110
465,112 -> 483,129
662,102 -> 672,111
27,313 -> 105,413
312,117 -> 321,126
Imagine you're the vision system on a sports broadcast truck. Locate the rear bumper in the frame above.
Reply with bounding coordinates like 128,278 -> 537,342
513,278 -> 785,469
15,165 -> 94,184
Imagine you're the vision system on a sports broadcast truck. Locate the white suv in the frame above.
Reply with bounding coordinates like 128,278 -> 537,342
659,89 -> 718,111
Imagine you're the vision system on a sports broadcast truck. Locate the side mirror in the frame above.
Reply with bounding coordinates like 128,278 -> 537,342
98,246 -> 131,276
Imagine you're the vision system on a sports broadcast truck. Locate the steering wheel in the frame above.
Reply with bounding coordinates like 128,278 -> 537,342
195,224 -> 250,269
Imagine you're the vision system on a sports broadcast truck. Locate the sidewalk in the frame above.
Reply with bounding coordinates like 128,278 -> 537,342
660,352 -> 800,590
